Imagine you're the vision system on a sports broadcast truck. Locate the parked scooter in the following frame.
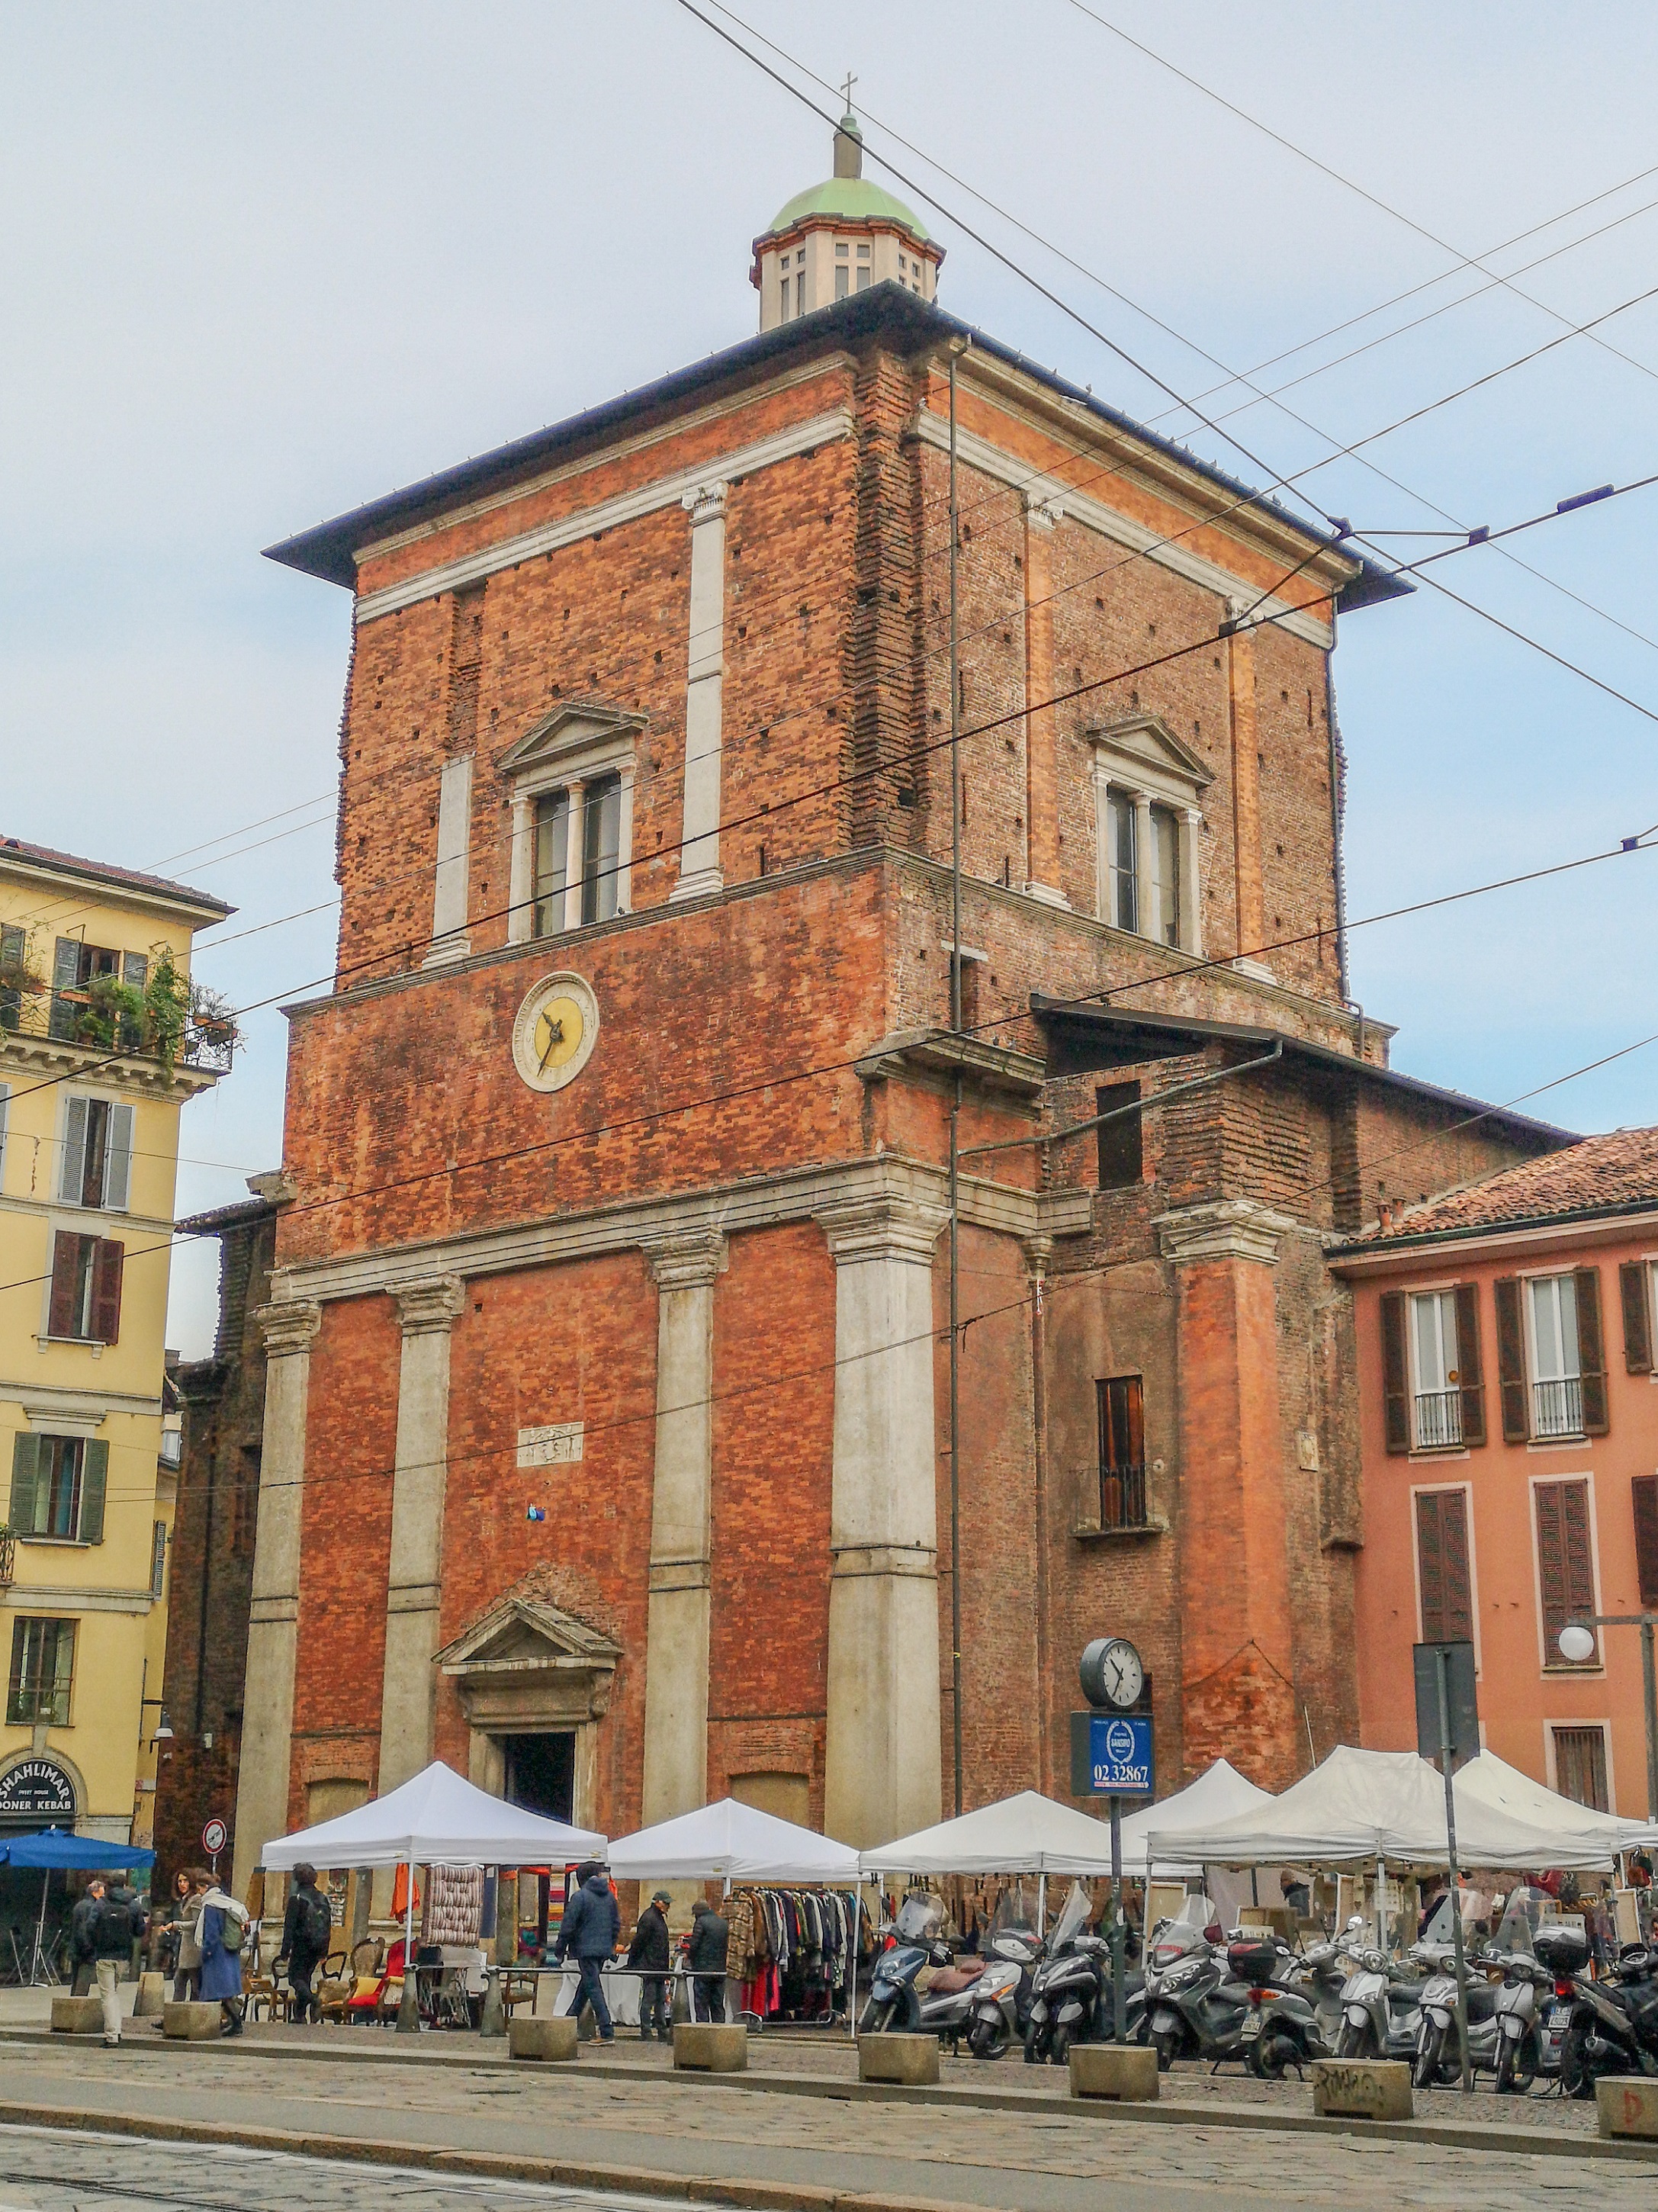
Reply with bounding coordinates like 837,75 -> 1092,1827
1233,1937 -> 1330,2079
1023,1883 -> 1143,2063
1540,1927 -> 1658,2098
966,1922 -> 1045,2060
1335,1941 -> 1434,2062
1145,1924 -> 1252,2069
1412,1945 -> 1541,2091
860,1895 -> 952,2034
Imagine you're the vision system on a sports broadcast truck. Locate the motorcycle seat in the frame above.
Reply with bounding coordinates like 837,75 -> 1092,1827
928,1963 -> 983,1996
1464,1985 -> 1499,2024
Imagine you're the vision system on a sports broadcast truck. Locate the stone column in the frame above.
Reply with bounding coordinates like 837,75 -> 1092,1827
1133,792 -> 1155,944
561,780 -> 585,933
378,1275 -> 466,1795
232,1298 -> 322,1897
818,1194 -> 948,1847
1178,806 -> 1203,956
1226,606 -> 1267,969
506,794 -> 535,944
1022,494 -> 1067,906
671,482 -> 728,903
1155,1200 -> 1299,1786
615,764 -> 635,916
639,1231 -> 727,1826
423,753 -> 474,966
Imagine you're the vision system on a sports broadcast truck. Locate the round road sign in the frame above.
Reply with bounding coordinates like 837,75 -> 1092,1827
201,1818 -> 228,1856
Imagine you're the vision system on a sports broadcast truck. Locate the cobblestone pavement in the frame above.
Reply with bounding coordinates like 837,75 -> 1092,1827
0,2037 -> 1640,2212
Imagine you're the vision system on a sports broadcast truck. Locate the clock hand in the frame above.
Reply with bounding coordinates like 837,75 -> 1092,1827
537,1016 -> 565,1072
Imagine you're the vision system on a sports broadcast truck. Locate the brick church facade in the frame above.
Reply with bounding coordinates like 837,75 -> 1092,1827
230,127 -> 1565,1887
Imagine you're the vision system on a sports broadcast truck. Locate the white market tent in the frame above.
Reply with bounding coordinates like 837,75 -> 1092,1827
260,1759 -> 606,1872
1457,1749 -> 1658,1854
1114,1758 -> 1275,1880
1147,1744 -> 1614,1871
606,1796 -> 860,1884
861,1790 -> 1123,1876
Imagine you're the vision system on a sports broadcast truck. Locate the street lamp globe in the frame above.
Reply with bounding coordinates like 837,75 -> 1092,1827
1557,1623 -> 1596,1664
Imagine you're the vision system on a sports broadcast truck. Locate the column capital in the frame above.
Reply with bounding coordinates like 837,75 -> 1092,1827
255,1300 -> 323,1359
682,481 -> 729,526
1154,1199 -> 1297,1267
815,1194 -> 949,1266
391,1274 -> 468,1336
1021,1232 -> 1054,1278
643,1229 -> 729,1294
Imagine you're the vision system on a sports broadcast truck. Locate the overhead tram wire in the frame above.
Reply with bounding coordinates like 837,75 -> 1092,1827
71,1011 -> 1658,1514
1059,0 -> 1658,397
683,3 -> 1658,663
5,810 -> 1653,1320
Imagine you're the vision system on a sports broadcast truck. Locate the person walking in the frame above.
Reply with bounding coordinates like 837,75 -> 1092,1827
91,1880 -> 146,2048
198,1878 -> 247,2037
688,1899 -> 729,2024
173,1870 -> 208,2001
627,1889 -> 673,2042
69,1879 -> 104,1997
274,1862 -> 331,2023
551,1862 -> 619,2043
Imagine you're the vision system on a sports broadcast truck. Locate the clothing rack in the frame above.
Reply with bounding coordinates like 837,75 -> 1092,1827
726,1886 -> 872,2026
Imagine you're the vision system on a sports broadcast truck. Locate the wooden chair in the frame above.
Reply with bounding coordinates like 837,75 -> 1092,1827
315,1951 -> 355,2022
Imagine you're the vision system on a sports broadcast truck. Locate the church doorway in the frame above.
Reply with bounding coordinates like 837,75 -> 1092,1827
503,1732 -> 575,1823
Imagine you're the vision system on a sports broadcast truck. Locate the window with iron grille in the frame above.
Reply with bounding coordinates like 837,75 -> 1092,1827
1097,1374 -> 1146,1531
1552,1724 -> 1610,1813
8,1618 -> 75,1727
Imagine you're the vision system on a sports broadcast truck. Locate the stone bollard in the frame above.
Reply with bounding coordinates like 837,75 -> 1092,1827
508,2015 -> 579,2062
858,2034 -> 940,2086
1068,2043 -> 1159,2101
50,1996 -> 104,2037
673,2021 -> 748,2072
1597,2076 -> 1658,2140
1309,2059 -> 1413,2121
163,2001 -> 225,2041
479,1969 -> 506,2039
133,1972 -> 166,2019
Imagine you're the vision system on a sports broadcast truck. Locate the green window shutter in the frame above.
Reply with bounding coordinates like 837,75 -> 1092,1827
79,1441 -> 108,1545
51,937 -> 79,993
59,1098 -> 88,1205
8,1433 -> 40,1535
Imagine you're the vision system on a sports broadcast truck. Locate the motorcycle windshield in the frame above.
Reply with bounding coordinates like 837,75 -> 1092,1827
1050,1881 -> 1092,1952
893,1894 -> 943,1942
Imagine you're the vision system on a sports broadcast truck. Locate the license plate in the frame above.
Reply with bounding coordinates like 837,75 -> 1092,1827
1242,2014 -> 1262,2039
1550,2005 -> 1572,2028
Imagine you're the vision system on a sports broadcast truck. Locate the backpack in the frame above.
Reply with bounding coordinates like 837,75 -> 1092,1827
96,1898 -> 132,1951
299,1888 -> 332,1954
215,1898 -> 249,1953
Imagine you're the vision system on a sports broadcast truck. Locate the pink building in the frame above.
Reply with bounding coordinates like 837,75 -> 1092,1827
1336,1130 -> 1658,1817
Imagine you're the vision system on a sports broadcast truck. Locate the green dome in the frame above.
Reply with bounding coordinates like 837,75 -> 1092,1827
763,176 -> 931,244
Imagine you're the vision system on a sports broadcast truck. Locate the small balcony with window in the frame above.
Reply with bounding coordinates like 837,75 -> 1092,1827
1528,1273 -> 1589,1440
2,927 -> 236,1075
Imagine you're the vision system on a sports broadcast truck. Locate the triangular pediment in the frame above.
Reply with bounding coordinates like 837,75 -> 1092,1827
435,1593 -> 622,1677
1086,710 -> 1211,793
497,697 -> 647,780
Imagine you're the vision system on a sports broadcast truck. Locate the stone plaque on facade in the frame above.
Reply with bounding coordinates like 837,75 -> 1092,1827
517,1423 -> 584,1468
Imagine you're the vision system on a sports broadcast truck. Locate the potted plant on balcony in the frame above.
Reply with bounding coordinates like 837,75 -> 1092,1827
0,940 -> 44,1031
143,948 -> 241,1070
81,973 -> 148,1052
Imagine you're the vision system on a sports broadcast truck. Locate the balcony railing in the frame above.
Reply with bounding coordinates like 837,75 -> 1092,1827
0,1531 -> 15,1588
1533,1377 -> 1584,1439
1413,1389 -> 1464,1449
1099,1463 -> 1149,1533
1,985 -> 233,1072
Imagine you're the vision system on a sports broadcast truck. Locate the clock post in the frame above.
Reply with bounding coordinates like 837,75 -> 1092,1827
1075,1638 -> 1153,2043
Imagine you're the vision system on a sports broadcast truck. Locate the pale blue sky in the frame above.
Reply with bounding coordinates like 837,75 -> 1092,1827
3,2 -> 1656,1354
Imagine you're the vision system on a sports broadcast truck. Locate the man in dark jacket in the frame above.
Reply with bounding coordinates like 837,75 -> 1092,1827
275,1861 -> 331,2023
688,1899 -> 729,2023
551,1863 -> 621,2042
92,1882 -> 147,2048
69,1880 -> 104,1997
626,1890 -> 673,2041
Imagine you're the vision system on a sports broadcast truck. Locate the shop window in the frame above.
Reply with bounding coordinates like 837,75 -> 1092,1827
1535,1478 -> 1598,1666
1552,1724 -> 1609,1813
10,1434 -> 108,1545
59,1096 -> 133,1211
8,1618 -> 76,1728
1095,1082 -> 1142,1191
1495,1269 -> 1608,1441
1414,1489 -> 1473,1644
47,1232 -> 123,1344
1096,1374 -> 1146,1531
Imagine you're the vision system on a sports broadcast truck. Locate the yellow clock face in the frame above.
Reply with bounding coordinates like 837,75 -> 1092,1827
513,973 -> 599,1094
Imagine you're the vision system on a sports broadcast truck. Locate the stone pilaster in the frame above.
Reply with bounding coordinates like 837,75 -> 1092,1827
1022,493 -> 1067,908
671,482 -> 728,903
818,1194 -> 948,1847
1226,604 -> 1267,973
378,1275 -> 467,1794
639,1230 -> 728,1826
231,1298 -> 322,1895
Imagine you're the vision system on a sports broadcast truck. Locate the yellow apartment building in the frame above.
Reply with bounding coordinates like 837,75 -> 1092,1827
0,838 -> 230,1846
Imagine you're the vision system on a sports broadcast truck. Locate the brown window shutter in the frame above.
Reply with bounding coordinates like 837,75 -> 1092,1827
47,1233 -> 79,1339
1494,1277 -> 1528,1442
1633,1475 -> 1658,1612
1453,1283 -> 1486,1447
1621,1261 -> 1653,1375
90,1239 -> 124,1347
1575,1267 -> 1608,1435
1416,1490 -> 1473,1644
1380,1291 -> 1409,1453
1537,1478 -> 1598,1663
